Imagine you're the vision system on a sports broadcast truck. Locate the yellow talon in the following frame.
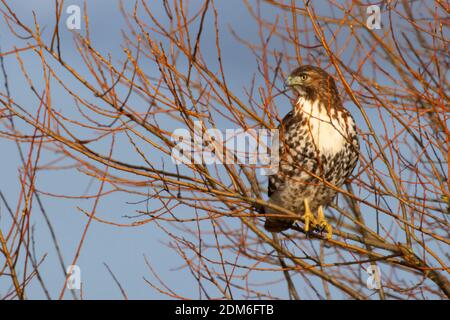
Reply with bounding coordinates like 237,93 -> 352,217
302,199 -> 315,233
317,206 -> 333,240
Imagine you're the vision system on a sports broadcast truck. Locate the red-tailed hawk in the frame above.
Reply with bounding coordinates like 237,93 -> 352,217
264,65 -> 360,239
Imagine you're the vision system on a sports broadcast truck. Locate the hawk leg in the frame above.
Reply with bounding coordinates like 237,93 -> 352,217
316,205 -> 333,240
302,198 -> 316,233
302,201 -> 333,240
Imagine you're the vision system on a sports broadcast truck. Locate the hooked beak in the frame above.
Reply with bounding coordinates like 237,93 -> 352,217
285,76 -> 306,96
284,76 -> 294,88
285,75 -> 303,88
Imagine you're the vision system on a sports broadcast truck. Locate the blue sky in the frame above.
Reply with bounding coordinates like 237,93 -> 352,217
0,0 -> 447,299
0,0 -> 274,299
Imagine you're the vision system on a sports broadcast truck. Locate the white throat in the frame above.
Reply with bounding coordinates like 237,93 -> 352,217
296,97 -> 350,155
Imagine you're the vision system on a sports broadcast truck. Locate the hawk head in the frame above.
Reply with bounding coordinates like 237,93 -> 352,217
285,65 -> 339,103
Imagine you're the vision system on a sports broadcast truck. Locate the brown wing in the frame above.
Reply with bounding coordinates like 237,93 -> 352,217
268,176 -> 276,197
267,110 -> 296,198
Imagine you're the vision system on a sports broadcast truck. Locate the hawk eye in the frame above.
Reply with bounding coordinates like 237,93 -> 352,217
300,74 -> 308,81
